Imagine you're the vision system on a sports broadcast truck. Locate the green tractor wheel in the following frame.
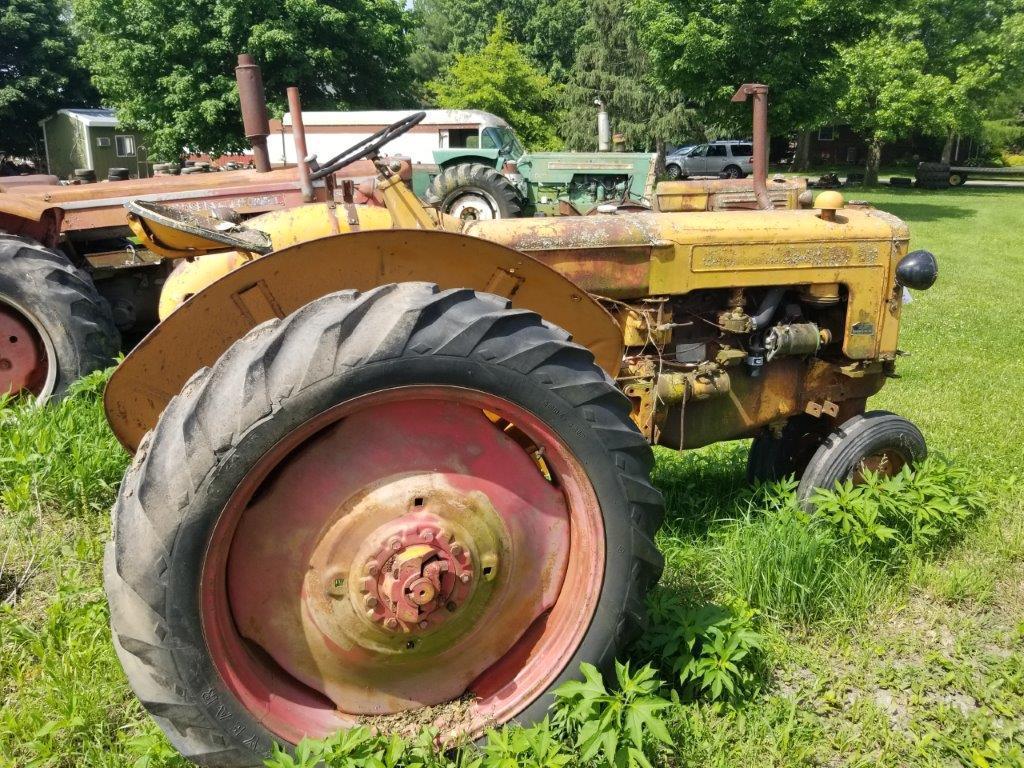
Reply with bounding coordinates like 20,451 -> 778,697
424,163 -> 523,220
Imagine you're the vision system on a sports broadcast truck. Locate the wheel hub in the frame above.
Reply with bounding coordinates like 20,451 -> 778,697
449,193 -> 496,220
0,301 -> 47,396
349,513 -> 481,634
206,389 -> 603,735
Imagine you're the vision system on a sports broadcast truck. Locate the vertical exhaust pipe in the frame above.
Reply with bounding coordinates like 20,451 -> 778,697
287,86 -> 314,202
595,99 -> 611,152
235,53 -> 271,172
731,83 -> 772,210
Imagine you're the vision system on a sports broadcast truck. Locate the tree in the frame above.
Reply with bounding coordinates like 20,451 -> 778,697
428,17 -> 562,149
408,0 -> 585,85
560,0 -> 698,162
834,32 -> 951,183
73,0 -> 412,160
0,0 -> 96,161
631,0 -> 877,169
906,0 -> 1024,161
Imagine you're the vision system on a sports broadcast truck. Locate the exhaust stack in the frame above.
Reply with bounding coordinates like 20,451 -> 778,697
235,54 -> 271,172
595,99 -> 611,152
731,83 -> 772,210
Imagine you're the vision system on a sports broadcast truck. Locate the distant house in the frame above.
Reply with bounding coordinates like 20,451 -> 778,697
39,109 -> 153,180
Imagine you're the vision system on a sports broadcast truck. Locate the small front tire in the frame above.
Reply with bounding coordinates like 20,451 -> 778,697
796,411 -> 927,506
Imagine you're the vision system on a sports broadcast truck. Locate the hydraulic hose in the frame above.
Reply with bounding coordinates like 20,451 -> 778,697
750,287 -> 786,330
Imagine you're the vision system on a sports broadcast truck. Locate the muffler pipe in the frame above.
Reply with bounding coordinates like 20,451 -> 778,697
287,87 -> 314,202
235,53 -> 271,172
731,83 -> 772,210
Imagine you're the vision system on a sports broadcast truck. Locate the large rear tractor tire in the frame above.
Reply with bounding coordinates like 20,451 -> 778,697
796,411 -> 927,508
424,163 -> 523,220
0,236 -> 119,401
106,282 -> 663,766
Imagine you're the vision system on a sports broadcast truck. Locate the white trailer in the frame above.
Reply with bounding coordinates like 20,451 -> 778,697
269,109 -> 511,167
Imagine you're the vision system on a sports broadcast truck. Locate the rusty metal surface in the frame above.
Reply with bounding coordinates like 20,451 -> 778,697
731,83 -> 773,209
0,301 -> 47,396
287,87 -> 314,202
104,229 -> 624,451
0,175 -> 59,189
200,386 -> 604,743
0,161 -> 389,232
654,177 -> 807,212
222,392 -> 568,714
658,357 -> 885,449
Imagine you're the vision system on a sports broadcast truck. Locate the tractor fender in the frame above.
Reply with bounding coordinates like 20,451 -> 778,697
105,228 -> 624,452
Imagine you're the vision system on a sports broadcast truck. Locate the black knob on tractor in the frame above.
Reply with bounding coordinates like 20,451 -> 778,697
896,250 -> 938,290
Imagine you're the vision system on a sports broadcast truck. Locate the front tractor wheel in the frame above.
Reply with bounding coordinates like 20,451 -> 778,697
106,283 -> 663,765
424,163 -> 523,220
796,411 -> 927,507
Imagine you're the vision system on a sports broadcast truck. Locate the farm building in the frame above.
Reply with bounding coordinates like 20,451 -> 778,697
39,109 -> 153,180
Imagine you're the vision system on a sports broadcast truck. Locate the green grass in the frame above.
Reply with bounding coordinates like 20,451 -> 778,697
2,186 -> 1023,766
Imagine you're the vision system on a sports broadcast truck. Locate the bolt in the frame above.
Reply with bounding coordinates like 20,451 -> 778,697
384,617 -> 399,630
364,595 -> 378,609
365,560 -> 379,576
450,543 -> 463,556
389,537 -> 402,551
0,359 -> 10,371
460,572 -> 472,584
420,529 -> 434,542
419,620 -> 429,629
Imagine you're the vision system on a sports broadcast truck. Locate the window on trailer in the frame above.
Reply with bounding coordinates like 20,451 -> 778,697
115,135 -> 136,157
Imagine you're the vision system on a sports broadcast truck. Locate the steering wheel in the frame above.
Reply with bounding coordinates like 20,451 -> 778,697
309,111 -> 426,180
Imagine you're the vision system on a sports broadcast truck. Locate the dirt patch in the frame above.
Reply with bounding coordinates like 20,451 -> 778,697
358,694 -> 480,742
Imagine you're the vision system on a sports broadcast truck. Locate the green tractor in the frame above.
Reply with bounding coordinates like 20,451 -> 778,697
412,123 -> 656,219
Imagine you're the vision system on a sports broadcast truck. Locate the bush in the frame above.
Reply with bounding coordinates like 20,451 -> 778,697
552,662 -> 674,768
0,369 -> 127,517
806,457 -> 987,559
637,590 -> 765,702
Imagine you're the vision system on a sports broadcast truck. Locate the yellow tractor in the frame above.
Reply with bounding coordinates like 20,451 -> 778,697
103,89 -> 937,765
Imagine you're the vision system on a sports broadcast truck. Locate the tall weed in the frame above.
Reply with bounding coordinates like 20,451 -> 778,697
0,369 -> 127,517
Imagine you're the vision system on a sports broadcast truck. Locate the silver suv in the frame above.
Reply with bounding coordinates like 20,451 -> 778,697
665,140 -> 754,179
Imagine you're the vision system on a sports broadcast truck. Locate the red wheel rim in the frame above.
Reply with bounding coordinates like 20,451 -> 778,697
0,300 -> 50,397
201,386 -> 604,744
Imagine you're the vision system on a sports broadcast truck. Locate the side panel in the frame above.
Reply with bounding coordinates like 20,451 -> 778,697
105,229 -> 623,452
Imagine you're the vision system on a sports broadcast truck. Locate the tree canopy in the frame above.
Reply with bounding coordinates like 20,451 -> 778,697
631,0 -> 878,138
0,0 -> 95,159
73,0 -> 413,159
560,0 -> 698,156
409,0 -> 585,84
428,17 -> 562,150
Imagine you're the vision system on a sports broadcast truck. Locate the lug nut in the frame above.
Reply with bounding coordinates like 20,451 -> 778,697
419,620 -> 429,629
384,618 -> 399,630
450,543 -> 463,556
460,572 -> 472,584
389,537 -> 402,551
365,560 -> 379,576
364,595 -> 378,609
420,529 -> 434,541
